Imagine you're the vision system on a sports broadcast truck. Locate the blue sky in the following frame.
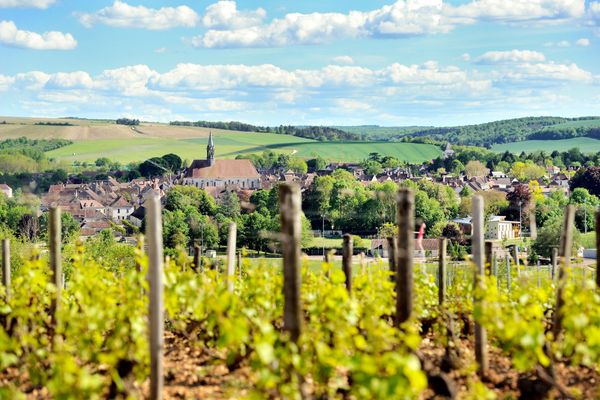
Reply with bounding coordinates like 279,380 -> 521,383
1,0 -> 599,126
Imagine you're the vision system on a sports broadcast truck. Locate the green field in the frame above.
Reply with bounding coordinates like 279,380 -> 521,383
47,133 -> 441,163
491,137 -> 600,154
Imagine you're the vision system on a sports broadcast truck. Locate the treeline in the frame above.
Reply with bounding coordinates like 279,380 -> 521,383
34,122 -> 74,126
116,118 -> 140,126
169,120 -> 362,141
0,137 -> 72,153
375,116 -> 599,147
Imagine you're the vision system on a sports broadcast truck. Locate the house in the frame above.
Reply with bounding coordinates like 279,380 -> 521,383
0,184 -> 13,198
443,143 -> 455,159
370,237 -> 439,257
486,216 -> 520,240
128,206 -> 145,228
183,132 -> 260,190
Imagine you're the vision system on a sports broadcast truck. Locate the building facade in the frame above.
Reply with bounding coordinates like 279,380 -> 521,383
183,132 -> 260,190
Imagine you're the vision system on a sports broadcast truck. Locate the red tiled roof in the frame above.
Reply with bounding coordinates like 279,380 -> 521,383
186,159 -> 259,179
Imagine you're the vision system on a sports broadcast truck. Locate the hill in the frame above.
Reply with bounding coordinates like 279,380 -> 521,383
0,117 -> 441,163
491,137 -> 600,154
335,117 -> 600,148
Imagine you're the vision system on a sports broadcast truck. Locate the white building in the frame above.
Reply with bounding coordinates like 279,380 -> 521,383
486,216 -> 520,240
0,184 -> 13,198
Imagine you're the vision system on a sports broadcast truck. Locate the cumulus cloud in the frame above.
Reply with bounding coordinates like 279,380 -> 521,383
0,75 -> 15,91
77,1 -> 198,30
332,56 -> 355,65
191,0 -> 590,48
202,1 -> 265,29
445,0 -> 585,24
0,20 -> 77,50
576,37 -> 590,46
2,59 -> 595,123
503,62 -> 593,82
0,0 -> 54,8
475,50 -> 546,64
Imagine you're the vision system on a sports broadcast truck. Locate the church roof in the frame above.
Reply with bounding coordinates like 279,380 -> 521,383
185,159 -> 260,179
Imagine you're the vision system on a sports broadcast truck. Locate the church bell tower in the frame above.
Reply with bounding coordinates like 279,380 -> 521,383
207,131 -> 215,166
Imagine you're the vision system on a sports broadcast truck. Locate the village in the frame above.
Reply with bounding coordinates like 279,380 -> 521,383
25,138 -> 574,261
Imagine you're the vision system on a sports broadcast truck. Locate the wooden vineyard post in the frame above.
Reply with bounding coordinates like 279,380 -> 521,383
529,211 -> 537,241
472,195 -> 488,377
193,244 -> 201,272
596,211 -> 600,288
493,253 -> 499,289
2,239 -> 9,299
359,252 -> 366,275
387,236 -> 397,282
553,205 -> 575,339
226,222 -> 237,293
537,260 -> 541,288
438,238 -> 447,306
485,241 -> 493,276
395,188 -> 414,327
49,206 -> 62,293
279,184 -> 302,343
146,194 -> 164,400
551,247 -> 558,281
513,245 -> 520,276
237,250 -> 242,277
342,234 -> 353,294
505,255 -> 511,292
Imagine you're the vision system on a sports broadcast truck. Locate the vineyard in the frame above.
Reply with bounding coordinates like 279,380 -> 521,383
0,187 -> 599,399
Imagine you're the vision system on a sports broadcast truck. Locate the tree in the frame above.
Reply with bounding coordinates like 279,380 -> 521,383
307,156 -> 327,172
570,166 -> 600,197
95,157 -> 111,167
361,160 -> 383,176
161,153 -> 183,172
465,160 -> 489,178
163,210 -> 188,249
532,215 -> 581,258
218,190 -> 241,219
287,158 -> 308,174
139,157 -> 167,178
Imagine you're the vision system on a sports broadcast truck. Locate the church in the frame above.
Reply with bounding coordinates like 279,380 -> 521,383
182,132 -> 261,190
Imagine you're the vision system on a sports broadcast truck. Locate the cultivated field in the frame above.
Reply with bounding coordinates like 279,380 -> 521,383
491,137 -> 600,154
1,117 -> 441,163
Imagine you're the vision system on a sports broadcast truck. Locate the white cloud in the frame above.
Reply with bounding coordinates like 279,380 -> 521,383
0,0 -> 54,8
155,47 -> 167,53
191,0 -> 589,48
503,62 -> 593,82
0,20 -> 77,50
543,40 -> 571,47
461,53 -> 471,61
445,0 -> 585,24
202,1 -> 265,29
589,2 -> 600,24
77,1 -> 198,30
475,49 -> 546,64
3,58 -> 595,124
0,75 -> 15,91
45,72 -> 94,89
576,37 -> 590,46
332,55 -> 355,65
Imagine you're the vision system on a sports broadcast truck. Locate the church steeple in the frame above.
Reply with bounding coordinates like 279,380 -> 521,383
207,131 -> 215,166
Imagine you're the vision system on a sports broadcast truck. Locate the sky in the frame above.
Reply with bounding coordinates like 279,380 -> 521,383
0,0 -> 599,126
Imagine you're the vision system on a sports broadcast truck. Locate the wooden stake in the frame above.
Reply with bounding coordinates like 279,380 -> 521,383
513,245 -> 520,276
237,250 -> 242,277
193,244 -> 201,272
529,211 -> 537,241
395,188 -> 414,327
485,241 -> 493,276
49,206 -> 62,292
2,239 -> 10,299
279,184 -> 302,342
551,247 -> 558,281
226,222 -> 237,293
359,252 -> 366,275
506,254 -> 511,292
553,204 -> 575,339
387,236 -> 397,282
146,194 -> 164,400
438,238 -> 447,306
596,211 -> 600,288
472,195 -> 488,377
342,234 -> 353,294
